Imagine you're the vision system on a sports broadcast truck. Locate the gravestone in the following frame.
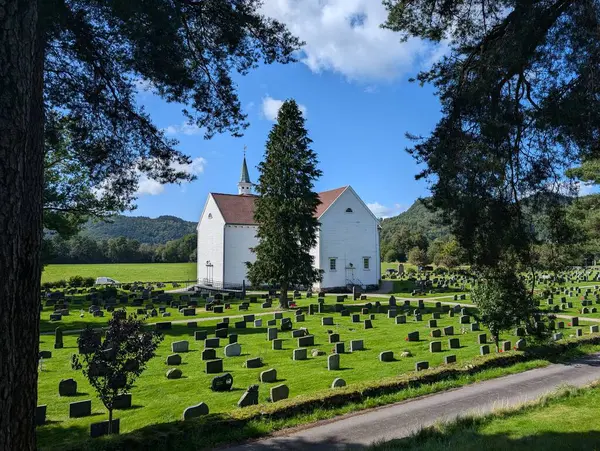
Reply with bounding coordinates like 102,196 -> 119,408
229,334 -> 238,344
59,378 -> 77,396
480,345 -> 490,355
553,333 -> 563,341
296,314 -> 305,322
350,340 -> 364,352
246,357 -> 263,368
428,319 -> 437,328
166,354 -> 182,365
211,373 -> 233,391
155,322 -> 172,330
267,328 -> 278,341
388,309 -> 397,318
328,353 -> 340,370
270,384 -> 289,402
502,341 -> 511,352
293,348 -> 307,360
331,378 -> 346,388
429,341 -> 442,353
576,328 -> 583,337
431,329 -> 442,338
396,315 -> 406,324
364,320 -> 373,329
69,400 -> 92,418
205,338 -> 220,348
183,402 -> 209,420
260,368 -> 277,383
379,351 -> 394,362
238,385 -> 259,408
477,333 -> 487,344
352,314 -> 360,323
591,325 -> 599,333
572,317 -> 580,326
39,350 -> 52,359
202,348 -> 217,360
329,333 -> 340,343
205,359 -> 224,374
459,315 -> 470,324
171,341 -> 189,353
166,368 -> 182,379
244,314 -> 255,322
407,331 -> 419,342
334,342 -> 345,354
90,419 -> 120,438
215,328 -> 229,338
254,319 -> 263,327
470,323 -> 480,332
235,321 -> 246,329
281,318 -> 293,331
35,405 -> 46,426
515,338 -> 526,350
224,343 -> 242,357
298,335 -> 315,347
444,354 -> 457,364
292,329 -> 306,338
415,361 -> 429,371
54,327 -> 64,349
448,338 -> 460,349
322,317 -> 334,326
113,393 -> 132,410
272,339 -> 283,350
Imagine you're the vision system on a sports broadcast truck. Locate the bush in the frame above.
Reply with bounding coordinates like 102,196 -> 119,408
390,274 -> 397,279
69,275 -> 84,287
41,281 -> 54,290
55,279 -> 67,288
83,277 -> 95,287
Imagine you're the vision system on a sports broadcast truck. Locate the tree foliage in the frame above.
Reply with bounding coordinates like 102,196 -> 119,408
472,266 -> 540,350
76,315 -> 163,431
384,0 -> 600,269
40,0 -> 302,236
246,100 -> 322,308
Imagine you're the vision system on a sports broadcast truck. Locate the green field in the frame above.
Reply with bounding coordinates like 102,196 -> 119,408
42,263 -> 197,284
37,291 -> 598,450
374,384 -> 600,450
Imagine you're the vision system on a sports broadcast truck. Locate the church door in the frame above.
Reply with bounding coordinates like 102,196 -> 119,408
205,262 -> 214,286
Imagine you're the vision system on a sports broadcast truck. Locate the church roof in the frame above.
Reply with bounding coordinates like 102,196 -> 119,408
240,156 -> 251,183
211,186 -> 347,225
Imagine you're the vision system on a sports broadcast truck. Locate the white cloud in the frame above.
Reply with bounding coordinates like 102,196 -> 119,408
578,183 -> 596,196
163,121 -> 203,136
261,96 -> 308,121
136,157 -> 207,196
259,0 -> 442,81
367,202 -> 407,218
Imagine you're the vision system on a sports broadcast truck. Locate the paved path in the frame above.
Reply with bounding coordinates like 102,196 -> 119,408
222,353 -> 600,450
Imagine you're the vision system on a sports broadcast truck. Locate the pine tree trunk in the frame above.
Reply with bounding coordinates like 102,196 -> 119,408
279,282 -> 289,309
0,1 -> 44,449
108,409 -> 113,434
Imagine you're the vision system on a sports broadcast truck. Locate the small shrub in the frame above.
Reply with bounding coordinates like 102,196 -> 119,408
69,275 -> 84,287
83,277 -> 95,287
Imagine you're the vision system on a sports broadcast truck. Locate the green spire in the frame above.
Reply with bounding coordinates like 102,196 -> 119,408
240,155 -> 251,183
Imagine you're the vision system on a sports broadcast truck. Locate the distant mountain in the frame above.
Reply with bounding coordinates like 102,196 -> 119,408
380,198 -> 450,244
81,215 -> 196,244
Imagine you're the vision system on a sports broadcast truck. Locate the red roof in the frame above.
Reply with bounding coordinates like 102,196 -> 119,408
211,186 -> 347,225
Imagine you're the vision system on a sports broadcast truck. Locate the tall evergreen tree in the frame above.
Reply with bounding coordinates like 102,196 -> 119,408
0,2 -> 300,448
247,100 -> 322,308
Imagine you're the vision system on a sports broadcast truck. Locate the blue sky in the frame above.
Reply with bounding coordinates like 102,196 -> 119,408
129,1 -> 447,222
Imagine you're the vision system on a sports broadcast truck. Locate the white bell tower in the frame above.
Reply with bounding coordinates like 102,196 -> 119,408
238,147 -> 253,195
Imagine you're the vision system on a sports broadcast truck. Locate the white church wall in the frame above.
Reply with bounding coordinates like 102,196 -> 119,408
223,225 -> 258,285
309,233 -> 321,290
318,188 -> 380,289
196,195 -> 225,284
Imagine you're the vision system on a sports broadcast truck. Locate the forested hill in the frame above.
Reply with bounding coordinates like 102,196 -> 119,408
380,198 -> 450,244
81,215 -> 196,244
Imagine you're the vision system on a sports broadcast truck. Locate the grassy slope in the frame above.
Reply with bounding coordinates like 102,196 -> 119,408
373,383 -> 600,450
37,295 -> 598,450
42,263 -> 197,283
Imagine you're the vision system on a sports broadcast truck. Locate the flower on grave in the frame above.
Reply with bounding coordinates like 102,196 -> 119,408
404,337 -> 408,341
568,322 -> 572,326
499,349 -> 503,353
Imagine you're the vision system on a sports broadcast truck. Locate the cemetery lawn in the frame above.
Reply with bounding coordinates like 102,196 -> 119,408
42,263 -> 197,284
37,297 -> 600,450
372,382 -> 600,451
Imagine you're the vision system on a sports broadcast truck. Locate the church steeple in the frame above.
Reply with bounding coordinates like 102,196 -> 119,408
238,147 -> 253,195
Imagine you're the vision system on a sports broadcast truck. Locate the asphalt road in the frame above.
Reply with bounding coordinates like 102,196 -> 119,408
221,353 -> 600,450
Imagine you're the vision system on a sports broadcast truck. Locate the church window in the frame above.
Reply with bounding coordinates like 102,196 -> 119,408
363,257 -> 370,270
329,258 -> 337,271
345,208 -> 353,213
208,213 -> 213,219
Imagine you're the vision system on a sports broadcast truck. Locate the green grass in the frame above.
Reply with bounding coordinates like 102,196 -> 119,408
372,382 -> 600,450
42,263 -> 197,284
37,296 -> 599,450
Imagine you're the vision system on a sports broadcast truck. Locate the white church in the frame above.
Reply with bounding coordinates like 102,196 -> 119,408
196,156 -> 381,290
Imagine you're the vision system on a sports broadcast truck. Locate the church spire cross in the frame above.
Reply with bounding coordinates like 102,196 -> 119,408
238,148 -> 252,195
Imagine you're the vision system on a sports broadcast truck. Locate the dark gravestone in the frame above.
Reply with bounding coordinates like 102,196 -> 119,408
166,354 -> 182,365
407,331 -> 419,342
415,361 -> 429,371
205,338 -> 220,348
39,350 -> 52,359
270,384 -> 289,402
90,419 -> 120,438
195,330 -> 208,341
238,385 -> 259,408
182,402 -> 209,420
444,354 -> 457,364
211,372 -> 234,391
35,405 -> 47,426
113,393 -> 132,410
69,400 -> 92,418
246,357 -> 263,368
166,368 -> 183,379
202,348 -> 217,360
235,321 -> 246,329
229,334 -> 238,344
215,328 -> 229,338
364,320 -> 373,329
206,359 -> 224,374
59,378 -> 77,396
260,368 -> 277,383
155,322 -> 172,330
298,335 -> 315,347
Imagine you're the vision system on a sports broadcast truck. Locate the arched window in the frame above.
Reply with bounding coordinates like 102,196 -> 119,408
345,208 -> 353,213
208,213 -> 213,219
